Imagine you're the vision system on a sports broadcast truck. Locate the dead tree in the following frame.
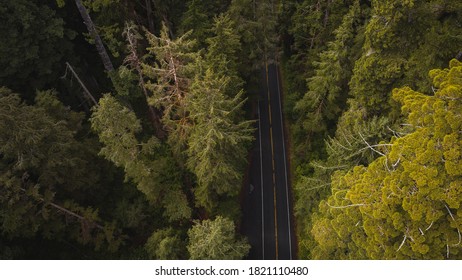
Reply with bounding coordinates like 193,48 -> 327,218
74,0 -> 114,72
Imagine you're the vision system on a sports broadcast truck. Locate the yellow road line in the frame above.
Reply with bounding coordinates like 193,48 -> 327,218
273,175 -> 278,259
266,59 -> 279,260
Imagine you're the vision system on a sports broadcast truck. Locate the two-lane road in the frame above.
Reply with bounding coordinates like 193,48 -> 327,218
242,60 -> 295,260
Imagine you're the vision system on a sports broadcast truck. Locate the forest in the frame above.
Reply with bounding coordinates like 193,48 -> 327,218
1,0 -> 462,260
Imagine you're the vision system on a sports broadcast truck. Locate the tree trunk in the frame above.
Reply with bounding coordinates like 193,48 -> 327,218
124,23 -> 166,139
74,0 -> 114,72
146,0 -> 155,33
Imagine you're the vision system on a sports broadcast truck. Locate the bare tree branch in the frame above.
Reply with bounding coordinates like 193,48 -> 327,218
326,202 -> 367,209
63,62 -> 98,107
397,235 -> 407,252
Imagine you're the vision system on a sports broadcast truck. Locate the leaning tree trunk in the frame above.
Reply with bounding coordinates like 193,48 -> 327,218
124,23 -> 166,139
74,0 -> 114,72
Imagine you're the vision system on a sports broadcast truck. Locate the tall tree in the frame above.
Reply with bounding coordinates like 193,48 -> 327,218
0,0 -> 74,93
312,60 -> 462,259
145,227 -> 186,259
56,0 -> 115,72
226,0 -> 260,73
186,67 -> 254,211
187,216 -> 250,259
180,0 -> 230,49
73,0 -> 114,72
121,22 -> 165,139
288,0 -> 352,81
0,88 -> 120,252
349,0 -> 462,116
205,13 -> 243,96
295,0 -> 360,135
90,94 -> 192,222
142,23 -> 198,154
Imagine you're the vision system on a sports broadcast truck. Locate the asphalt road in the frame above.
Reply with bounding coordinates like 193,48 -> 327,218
241,61 -> 295,260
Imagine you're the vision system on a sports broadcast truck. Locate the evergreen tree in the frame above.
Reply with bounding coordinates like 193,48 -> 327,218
0,0 -> 74,93
187,216 -> 250,259
205,13 -> 244,97
0,88 -> 121,252
145,227 -> 186,259
72,0 -> 115,72
312,60 -> 462,259
227,0 -> 260,73
295,1 -> 360,135
295,106 -> 391,258
291,0 -> 462,259
142,23 -> 198,154
180,0 -> 230,49
91,95 -> 192,222
187,67 -> 253,211
349,0 -> 462,116
288,0 -> 352,80
120,22 -> 165,138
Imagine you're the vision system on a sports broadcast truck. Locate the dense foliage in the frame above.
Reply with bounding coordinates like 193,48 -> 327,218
2,0 -> 461,260
283,0 -> 462,259
0,0 -> 259,259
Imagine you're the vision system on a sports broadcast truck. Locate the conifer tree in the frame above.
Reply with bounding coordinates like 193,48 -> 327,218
227,0 -> 261,72
187,216 -> 250,259
349,0 -> 462,116
72,0 -> 115,72
142,23 -> 198,154
120,22 -> 165,138
179,0 -> 229,48
145,227 -> 186,259
91,95 -> 191,222
295,1 -> 360,135
288,0 -> 352,81
186,67 -> 253,211
0,88 -> 121,251
312,60 -> 462,259
205,13 -> 244,97
0,0 -> 74,92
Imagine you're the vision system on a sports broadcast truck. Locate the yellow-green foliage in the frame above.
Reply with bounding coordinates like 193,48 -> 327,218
312,60 -> 462,259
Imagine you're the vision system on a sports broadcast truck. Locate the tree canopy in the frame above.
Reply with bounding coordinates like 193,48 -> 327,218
2,0 -> 462,260
312,60 -> 462,259
187,216 -> 250,260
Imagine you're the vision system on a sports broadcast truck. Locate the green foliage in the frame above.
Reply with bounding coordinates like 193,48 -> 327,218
187,68 -> 254,211
289,0 -> 462,259
205,13 -> 244,96
187,216 -> 250,259
0,0 -> 74,92
295,1 -> 360,132
145,228 -> 186,259
82,0 -> 120,11
288,0 -> 353,78
180,0 -> 230,48
350,0 -> 462,115
143,23 -> 198,154
226,0 -> 260,72
295,103 -> 392,258
139,19 -> 253,214
254,0 -> 281,59
285,0 -> 364,184
0,88 -> 120,251
82,0 -> 125,58
312,60 -> 462,259
91,95 -> 191,222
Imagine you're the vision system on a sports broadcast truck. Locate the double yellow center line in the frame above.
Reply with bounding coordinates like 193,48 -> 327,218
265,60 -> 279,259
